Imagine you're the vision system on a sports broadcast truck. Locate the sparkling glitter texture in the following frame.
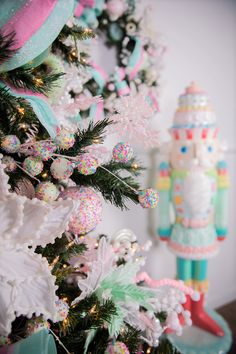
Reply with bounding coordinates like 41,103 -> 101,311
138,188 -> 159,208
76,155 -> 99,175
54,128 -> 75,150
25,317 -> 50,336
105,341 -> 130,354
60,186 -> 102,235
35,182 -> 59,202
112,142 -> 133,163
55,299 -> 69,321
2,156 -> 17,172
33,141 -> 57,161
23,156 -> 44,176
50,157 -> 74,180
1,135 -> 21,153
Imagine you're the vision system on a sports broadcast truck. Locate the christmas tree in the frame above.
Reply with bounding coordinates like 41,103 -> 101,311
0,1 -> 197,353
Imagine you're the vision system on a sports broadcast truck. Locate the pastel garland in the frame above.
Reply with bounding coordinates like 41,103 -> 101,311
73,0 -> 164,120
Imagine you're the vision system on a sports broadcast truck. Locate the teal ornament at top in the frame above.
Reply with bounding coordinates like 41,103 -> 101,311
108,23 -> 124,42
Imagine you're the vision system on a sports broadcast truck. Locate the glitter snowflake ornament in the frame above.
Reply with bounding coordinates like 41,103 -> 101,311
109,91 -> 159,148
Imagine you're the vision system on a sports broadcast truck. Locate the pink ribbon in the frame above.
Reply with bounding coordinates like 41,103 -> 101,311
2,0 -> 57,50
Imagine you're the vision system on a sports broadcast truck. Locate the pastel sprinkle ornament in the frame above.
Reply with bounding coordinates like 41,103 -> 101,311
25,317 -> 50,336
60,186 -> 103,235
112,142 -> 133,163
54,128 -> 75,150
50,157 -> 74,180
76,154 -> 99,175
105,341 -> 130,354
2,156 -> 17,172
138,188 -> 159,208
23,156 -> 44,176
35,182 -> 59,202
55,299 -> 69,321
33,141 -> 56,161
1,135 -> 21,153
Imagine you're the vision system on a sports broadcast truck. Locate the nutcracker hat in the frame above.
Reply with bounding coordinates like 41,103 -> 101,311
170,82 -> 218,141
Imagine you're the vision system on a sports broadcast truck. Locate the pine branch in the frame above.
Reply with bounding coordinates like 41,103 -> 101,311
118,324 -> 141,354
72,163 -> 140,209
60,25 -> 95,41
1,67 -> 64,95
66,118 -> 113,155
0,85 -> 46,140
0,31 -> 16,63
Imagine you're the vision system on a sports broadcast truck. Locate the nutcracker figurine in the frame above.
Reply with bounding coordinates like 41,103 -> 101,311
157,83 -> 229,336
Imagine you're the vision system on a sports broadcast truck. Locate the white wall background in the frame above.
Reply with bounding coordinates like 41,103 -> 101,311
94,0 -> 236,308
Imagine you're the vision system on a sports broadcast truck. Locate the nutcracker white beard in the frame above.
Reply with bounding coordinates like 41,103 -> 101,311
183,168 -> 212,216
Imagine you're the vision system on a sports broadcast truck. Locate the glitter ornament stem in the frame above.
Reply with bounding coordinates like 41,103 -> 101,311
49,329 -> 71,354
99,165 -> 138,194
16,162 -> 40,182
53,153 -> 78,161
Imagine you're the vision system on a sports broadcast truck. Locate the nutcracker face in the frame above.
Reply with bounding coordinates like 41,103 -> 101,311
170,136 -> 220,170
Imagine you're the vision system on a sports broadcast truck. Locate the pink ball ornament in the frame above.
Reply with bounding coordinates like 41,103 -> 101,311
55,299 -> 69,321
1,135 -> 21,153
138,188 -> 159,209
33,141 -> 56,161
50,157 -> 74,180
106,0 -> 127,21
54,128 -> 75,150
2,156 -> 17,172
60,186 -> 102,235
112,142 -> 133,163
23,156 -> 44,176
76,155 -> 99,175
25,317 -> 50,335
105,341 -> 130,354
35,182 -> 59,202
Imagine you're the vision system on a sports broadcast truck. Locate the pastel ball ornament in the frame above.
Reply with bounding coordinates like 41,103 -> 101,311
60,186 -> 102,235
23,156 -> 44,176
112,142 -> 133,163
50,157 -> 74,180
35,182 -> 59,202
54,128 -> 75,150
1,135 -> 21,153
76,154 -> 99,175
105,341 -> 130,354
138,188 -> 159,209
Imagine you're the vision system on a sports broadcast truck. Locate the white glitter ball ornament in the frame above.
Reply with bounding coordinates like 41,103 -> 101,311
50,157 -> 74,180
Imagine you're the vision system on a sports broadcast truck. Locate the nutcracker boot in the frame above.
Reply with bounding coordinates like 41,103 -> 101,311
191,260 -> 224,336
191,293 -> 224,336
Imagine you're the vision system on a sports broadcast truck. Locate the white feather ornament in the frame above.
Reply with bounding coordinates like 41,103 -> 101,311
0,155 -> 76,336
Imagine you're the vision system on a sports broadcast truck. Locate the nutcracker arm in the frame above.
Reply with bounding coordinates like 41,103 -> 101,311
215,160 -> 230,241
157,162 -> 172,240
